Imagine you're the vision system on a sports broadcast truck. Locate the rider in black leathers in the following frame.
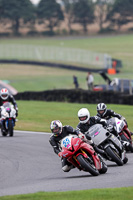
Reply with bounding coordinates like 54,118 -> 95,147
49,120 -> 82,172
77,108 -> 107,135
96,103 -> 133,136
0,88 -> 18,132
77,108 -> 107,155
0,88 -> 18,117
96,103 -> 122,120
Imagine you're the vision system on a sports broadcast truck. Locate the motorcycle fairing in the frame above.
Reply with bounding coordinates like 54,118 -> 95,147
61,137 -> 101,170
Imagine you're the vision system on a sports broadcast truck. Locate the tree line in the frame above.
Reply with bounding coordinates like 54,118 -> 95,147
0,0 -> 133,35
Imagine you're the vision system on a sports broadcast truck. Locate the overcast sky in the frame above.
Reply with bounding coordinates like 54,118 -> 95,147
30,0 -> 40,5
30,0 -> 63,5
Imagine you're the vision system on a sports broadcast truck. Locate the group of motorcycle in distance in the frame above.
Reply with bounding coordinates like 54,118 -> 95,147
59,117 -> 133,176
1,101 -> 133,176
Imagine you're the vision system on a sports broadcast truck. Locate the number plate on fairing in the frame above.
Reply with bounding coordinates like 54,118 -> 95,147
61,136 -> 72,149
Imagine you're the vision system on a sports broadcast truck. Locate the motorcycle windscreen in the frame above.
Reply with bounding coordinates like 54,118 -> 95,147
88,124 -> 109,146
3,102 -> 11,108
61,135 -> 78,149
107,117 -> 125,133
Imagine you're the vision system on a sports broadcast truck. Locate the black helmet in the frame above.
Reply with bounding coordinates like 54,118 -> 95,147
97,103 -> 107,117
50,120 -> 63,137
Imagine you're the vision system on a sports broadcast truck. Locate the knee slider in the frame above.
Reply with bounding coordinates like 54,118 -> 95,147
62,165 -> 71,172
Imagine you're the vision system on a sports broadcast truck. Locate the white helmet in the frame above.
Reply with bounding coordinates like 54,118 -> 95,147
78,108 -> 90,124
0,88 -> 9,100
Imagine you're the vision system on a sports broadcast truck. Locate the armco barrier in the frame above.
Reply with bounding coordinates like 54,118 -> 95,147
15,89 -> 133,105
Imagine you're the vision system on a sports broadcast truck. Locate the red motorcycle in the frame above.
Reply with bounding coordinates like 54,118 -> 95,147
60,135 -> 107,176
107,117 -> 133,152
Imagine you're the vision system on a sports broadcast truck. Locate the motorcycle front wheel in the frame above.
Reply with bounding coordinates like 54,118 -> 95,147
76,154 -> 99,176
98,156 -> 108,174
105,146 -> 123,166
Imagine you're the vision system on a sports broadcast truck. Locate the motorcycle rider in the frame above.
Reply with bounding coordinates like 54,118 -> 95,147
96,103 -> 122,120
76,108 -> 107,155
0,88 -> 18,132
49,120 -> 86,172
77,108 -> 107,134
0,88 -> 18,116
96,103 -> 133,136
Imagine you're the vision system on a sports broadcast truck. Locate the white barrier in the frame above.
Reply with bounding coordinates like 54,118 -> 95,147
0,44 -> 112,68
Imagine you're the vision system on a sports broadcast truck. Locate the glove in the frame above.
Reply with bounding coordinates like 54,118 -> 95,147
78,133 -> 87,142
100,119 -> 107,127
58,152 -> 62,158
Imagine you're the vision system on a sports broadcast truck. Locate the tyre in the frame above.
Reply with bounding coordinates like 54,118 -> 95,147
1,129 -> 8,136
1,127 -> 8,137
121,134 -> 133,152
8,120 -> 14,137
105,146 -> 123,166
123,156 -> 128,164
76,154 -> 99,176
98,157 -> 108,174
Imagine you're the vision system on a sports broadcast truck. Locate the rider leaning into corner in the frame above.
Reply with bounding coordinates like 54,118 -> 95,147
96,103 -> 133,135
49,120 -> 87,172
76,108 -> 108,156
0,88 -> 18,130
96,103 -> 122,120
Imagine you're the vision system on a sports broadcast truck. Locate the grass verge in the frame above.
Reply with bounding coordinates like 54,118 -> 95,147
15,101 -> 133,132
0,35 -> 133,92
0,187 -> 133,200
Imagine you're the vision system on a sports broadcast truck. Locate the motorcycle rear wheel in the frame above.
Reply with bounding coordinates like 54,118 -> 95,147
77,154 -> 99,176
105,146 -> 123,166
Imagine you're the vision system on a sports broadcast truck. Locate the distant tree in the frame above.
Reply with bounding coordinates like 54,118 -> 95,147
37,0 -> 64,33
107,0 -> 133,31
62,0 -> 74,34
94,0 -> 112,31
0,0 -> 35,35
72,0 -> 95,33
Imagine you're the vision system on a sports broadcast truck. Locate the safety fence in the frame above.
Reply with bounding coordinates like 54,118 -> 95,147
0,44 -> 112,68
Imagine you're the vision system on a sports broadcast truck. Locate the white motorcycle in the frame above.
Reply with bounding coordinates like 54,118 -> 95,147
86,124 -> 128,166
107,117 -> 133,152
0,102 -> 16,137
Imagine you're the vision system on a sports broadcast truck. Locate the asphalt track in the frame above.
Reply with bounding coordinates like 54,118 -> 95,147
0,130 -> 133,196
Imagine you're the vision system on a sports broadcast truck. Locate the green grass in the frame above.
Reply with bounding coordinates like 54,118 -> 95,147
16,101 -> 133,132
0,34 -> 133,92
0,64 -> 106,92
0,187 -> 133,200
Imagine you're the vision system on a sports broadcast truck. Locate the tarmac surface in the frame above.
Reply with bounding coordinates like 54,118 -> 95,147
0,130 -> 133,196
